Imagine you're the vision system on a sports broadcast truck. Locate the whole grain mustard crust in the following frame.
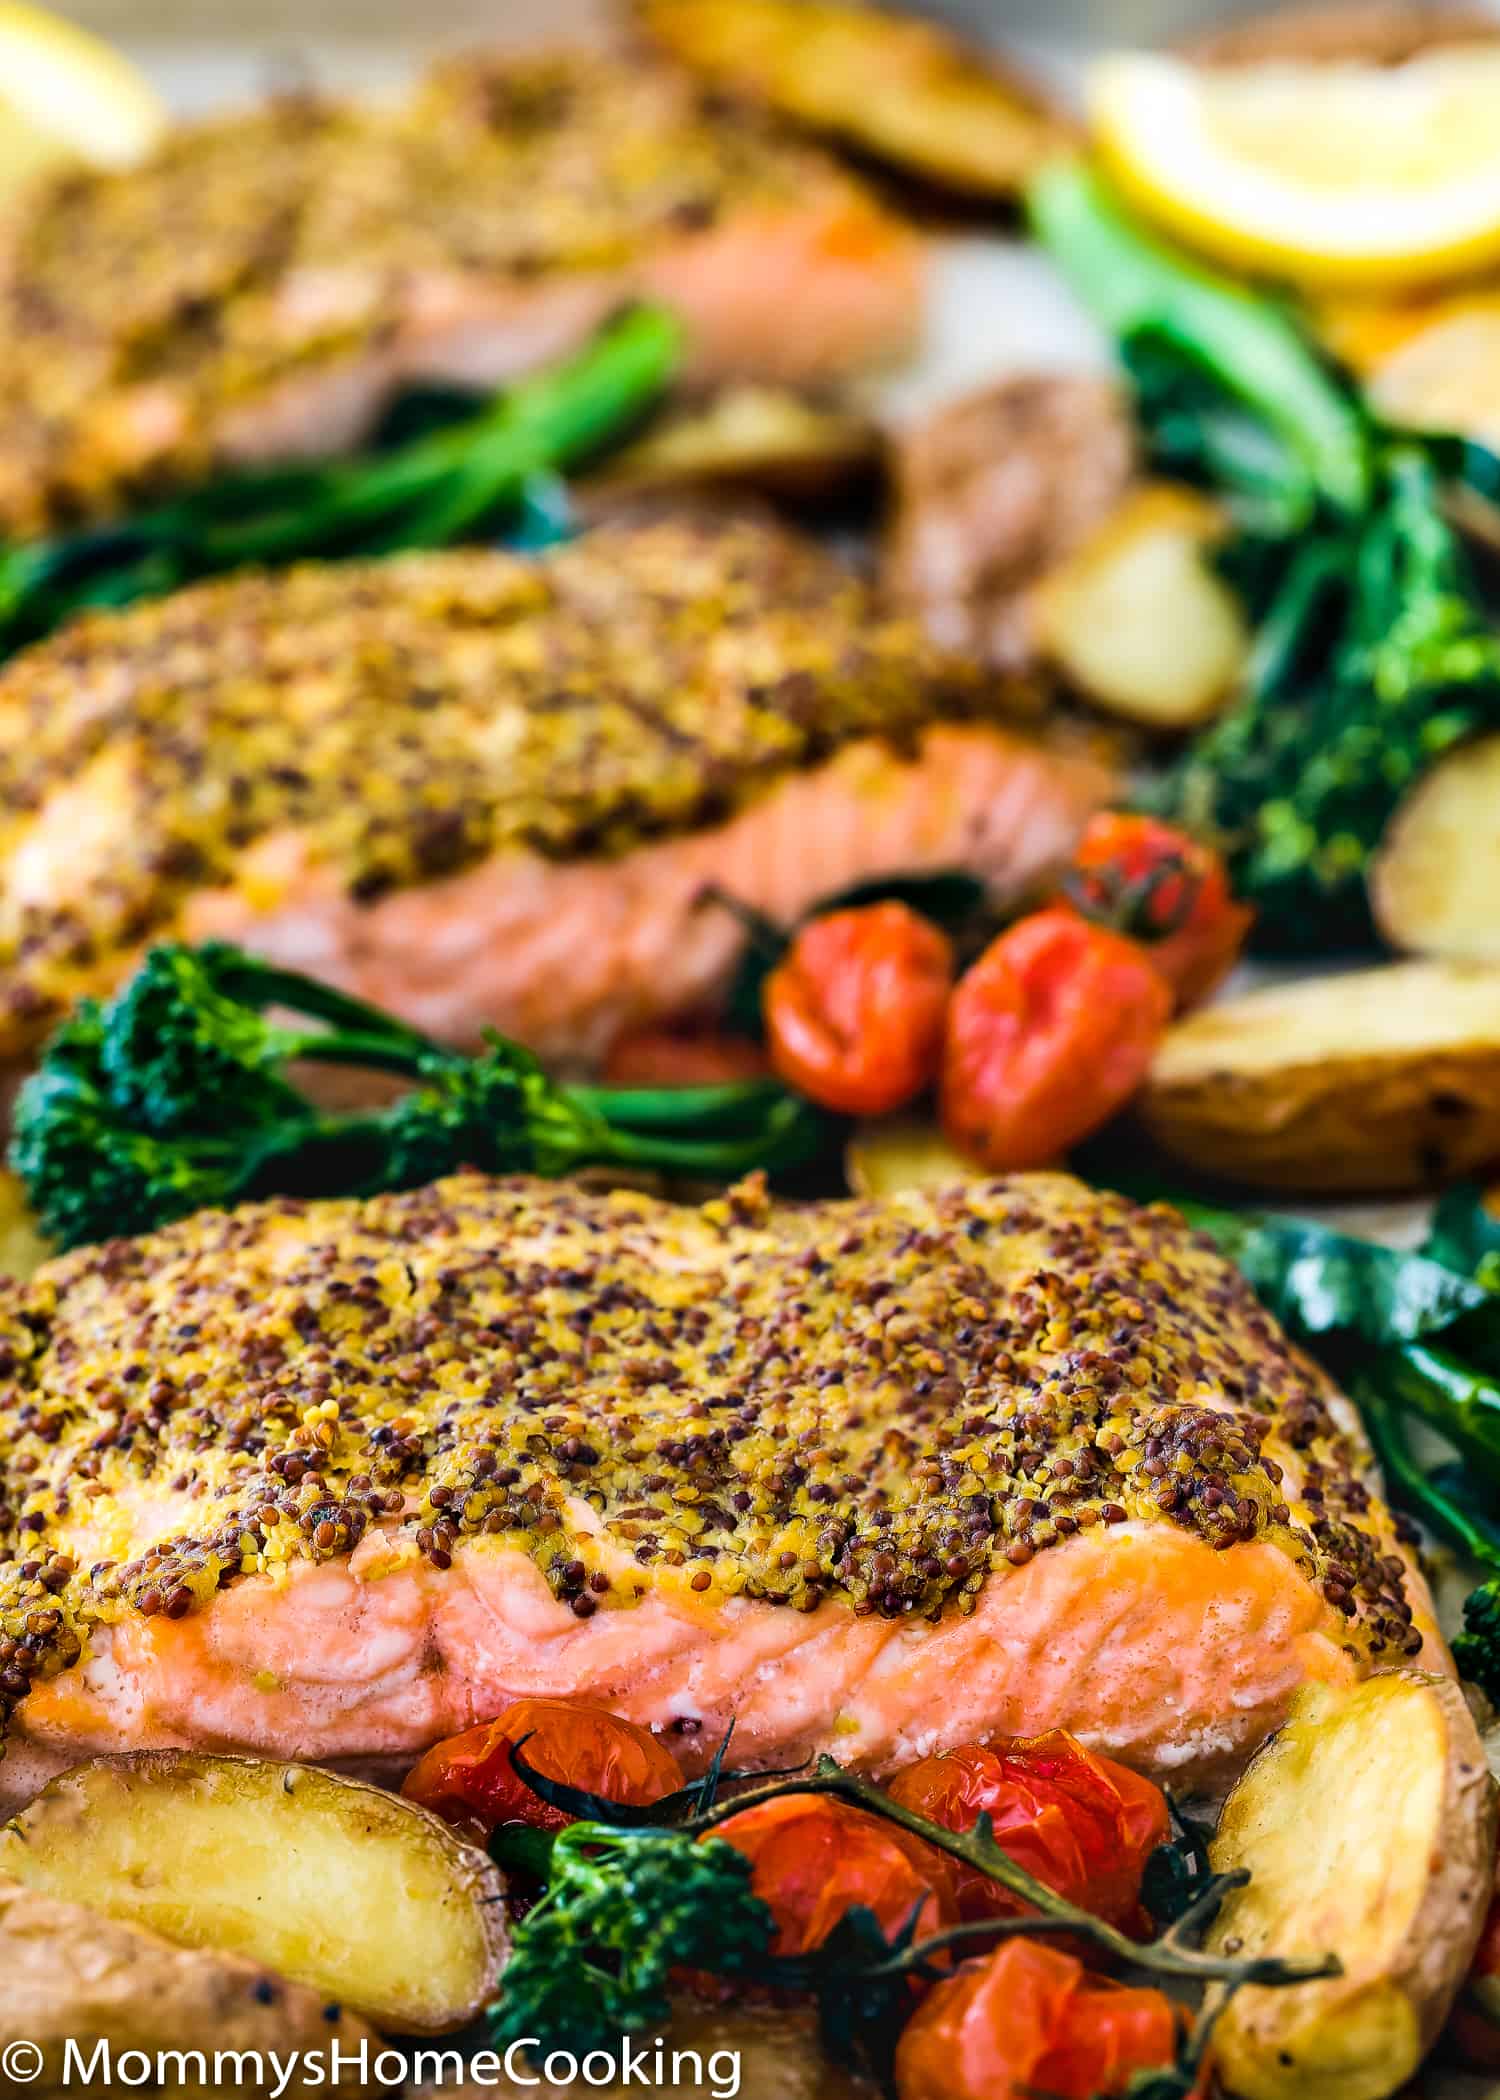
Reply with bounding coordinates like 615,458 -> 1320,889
0,1169 -> 1420,1749
0,518 -> 979,1056
0,46 -> 883,538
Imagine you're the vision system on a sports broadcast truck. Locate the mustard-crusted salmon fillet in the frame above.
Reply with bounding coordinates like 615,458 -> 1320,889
0,47 -> 922,539
0,517 -> 1112,1066
0,1170 -> 1441,1805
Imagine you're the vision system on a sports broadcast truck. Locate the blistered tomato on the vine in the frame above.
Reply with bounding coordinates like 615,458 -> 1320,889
709,1793 -> 959,1955
886,1732 -> 1169,1933
895,1938 -> 1188,2100
1062,811 -> 1250,1010
941,908 -> 1171,1170
764,901 -> 954,1117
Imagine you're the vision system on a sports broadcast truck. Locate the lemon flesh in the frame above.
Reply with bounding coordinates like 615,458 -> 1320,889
0,0 -> 163,188
1090,48 -> 1500,290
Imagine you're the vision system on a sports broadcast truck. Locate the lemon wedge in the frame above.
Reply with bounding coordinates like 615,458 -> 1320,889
1089,47 -> 1500,290
0,0 -> 163,189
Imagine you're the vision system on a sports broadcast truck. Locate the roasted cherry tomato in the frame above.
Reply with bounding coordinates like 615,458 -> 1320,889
895,1939 -> 1187,2100
763,902 -> 954,1118
1062,812 -> 1251,1011
710,1794 -> 959,1955
940,908 -> 1171,1171
1449,1833 -> 1500,2067
886,1734 -> 1169,1933
603,1017 -> 770,1088
401,1697 -> 684,1840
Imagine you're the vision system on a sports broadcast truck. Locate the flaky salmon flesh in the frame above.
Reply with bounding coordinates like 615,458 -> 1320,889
0,1170 -> 1441,1809
0,517 -> 1113,1069
0,45 -> 923,539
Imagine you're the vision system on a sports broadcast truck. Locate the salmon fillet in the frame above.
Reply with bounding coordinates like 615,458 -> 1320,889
0,48 -> 922,539
0,517 -> 1111,1067
0,1169 -> 1440,1808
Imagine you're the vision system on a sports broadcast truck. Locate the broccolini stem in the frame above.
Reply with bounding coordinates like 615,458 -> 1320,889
1387,1341 -> 1500,1475
1026,159 -> 1373,516
1353,1373 -> 1500,1572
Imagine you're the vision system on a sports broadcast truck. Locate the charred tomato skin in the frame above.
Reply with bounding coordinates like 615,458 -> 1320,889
402,1696 -> 685,1839
764,901 -> 954,1117
886,1731 -> 1169,1932
941,908 -> 1170,1170
894,1938 -> 1186,2100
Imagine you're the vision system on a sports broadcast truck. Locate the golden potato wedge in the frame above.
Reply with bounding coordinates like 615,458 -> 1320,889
639,0 -> 1067,199
846,1117 -> 986,1198
580,385 -> 879,511
0,1167 -> 51,1279
1032,482 -> 1250,729
1205,1671 -> 1495,2100
1141,960 -> 1500,1191
1372,733 -> 1500,963
432,2001 -> 878,2099
0,1878 -> 380,2097
0,1753 -> 506,2034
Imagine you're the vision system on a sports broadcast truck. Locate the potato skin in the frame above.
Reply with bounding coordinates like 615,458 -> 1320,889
0,1878 -> 382,2097
1206,1672 -> 1496,2100
1371,733 -> 1500,964
0,1752 -> 508,2035
1142,961 -> 1500,1193
1031,482 -> 1249,730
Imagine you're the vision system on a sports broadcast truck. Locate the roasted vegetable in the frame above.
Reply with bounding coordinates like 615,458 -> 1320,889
1061,810 -> 1252,1010
1372,731 -> 1500,961
0,306 -> 678,659
580,384 -> 879,509
1032,482 -> 1251,729
941,909 -> 1171,1172
9,941 -> 829,1248
763,901 -> 953,1118
0,1753 -> 508,2034
0,1879 -> 379,2098
845,1118 -> 980,1198
639,0 -> 1064,199
488,1823 -> 774,2059
1141,959 -> 1500,1192
0,1168 -> 50,1279
881,375 -> 1137,679
895,1938 -> 1189,2100
1030,161 -> 1500,953
1205,1672 -> 1496,2100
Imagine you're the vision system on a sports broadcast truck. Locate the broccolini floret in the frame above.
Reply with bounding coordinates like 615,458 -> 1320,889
10,941 -> 830,1249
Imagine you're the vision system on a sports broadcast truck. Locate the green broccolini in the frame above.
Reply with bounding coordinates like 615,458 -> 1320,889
1028,161 -> 1500,954
0,305 -> 679,657
9,942 -> 831,1250
487,1825 -> 775,2060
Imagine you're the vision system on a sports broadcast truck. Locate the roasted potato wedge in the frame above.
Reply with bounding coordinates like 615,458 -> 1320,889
1372,732 -> 1500,962
435,2001 -> 878,2099
0,1878 -> 380,2096
0,1167 -> 51,1279
1032,482 -> 1250,729
1141,960 -> 1500,1191
580,386 -> 879,511
639,0 -> 1066,199
1205,1671 -> 1495,2100
882,375 -> 1137,677
846,1117 -> 985,1198
0,1754 -> 507,2034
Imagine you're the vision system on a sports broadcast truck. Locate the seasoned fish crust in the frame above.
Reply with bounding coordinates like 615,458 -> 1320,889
1,1170 -> 1439,1792
0,517 -> 1103,1066
0,47 -> 922,538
